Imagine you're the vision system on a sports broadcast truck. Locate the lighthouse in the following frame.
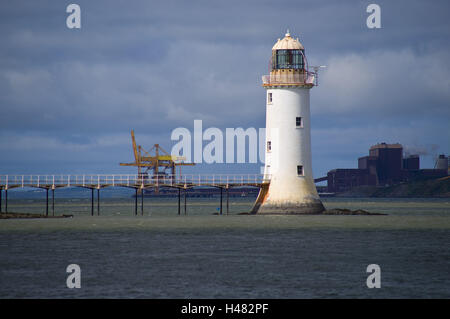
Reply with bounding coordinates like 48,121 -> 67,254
252,31 -> 325,214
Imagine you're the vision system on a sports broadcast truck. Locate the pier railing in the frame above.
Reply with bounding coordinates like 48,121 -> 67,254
0,174 -> 271,189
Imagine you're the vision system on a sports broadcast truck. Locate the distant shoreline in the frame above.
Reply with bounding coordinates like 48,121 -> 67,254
331,177 -> 450,198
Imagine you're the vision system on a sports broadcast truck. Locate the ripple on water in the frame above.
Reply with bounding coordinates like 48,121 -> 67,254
0,198 -> 449,298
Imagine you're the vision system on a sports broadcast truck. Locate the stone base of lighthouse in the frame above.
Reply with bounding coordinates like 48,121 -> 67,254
251,176 -> 325,215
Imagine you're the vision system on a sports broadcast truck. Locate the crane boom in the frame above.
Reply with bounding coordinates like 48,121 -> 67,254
119,130 -> 195,186
131,130 -> 139,165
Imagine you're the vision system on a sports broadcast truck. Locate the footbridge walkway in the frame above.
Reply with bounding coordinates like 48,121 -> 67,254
0,174 -> 271,216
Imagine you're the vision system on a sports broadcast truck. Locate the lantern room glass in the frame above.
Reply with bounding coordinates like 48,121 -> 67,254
272,49 -> 305,70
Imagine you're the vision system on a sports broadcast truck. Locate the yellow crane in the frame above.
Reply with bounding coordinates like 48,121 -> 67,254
120,130 -> 194,183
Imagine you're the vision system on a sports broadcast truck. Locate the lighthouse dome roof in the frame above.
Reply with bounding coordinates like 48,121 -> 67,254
272,31 -> 304,50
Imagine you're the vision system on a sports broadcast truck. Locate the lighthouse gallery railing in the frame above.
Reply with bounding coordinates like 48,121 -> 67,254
262,72 -> 316,86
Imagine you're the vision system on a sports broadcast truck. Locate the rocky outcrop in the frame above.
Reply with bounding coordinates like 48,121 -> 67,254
322,209 -> 386,215
0,212 -> 73,219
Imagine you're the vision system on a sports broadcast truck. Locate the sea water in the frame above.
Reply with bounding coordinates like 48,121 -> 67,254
0,193 -> 449,298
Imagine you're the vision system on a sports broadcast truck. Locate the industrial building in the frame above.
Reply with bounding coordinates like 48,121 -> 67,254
327,143 -> 449,193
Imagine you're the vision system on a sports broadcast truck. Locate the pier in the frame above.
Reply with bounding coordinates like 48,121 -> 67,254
0,174 -> 270,216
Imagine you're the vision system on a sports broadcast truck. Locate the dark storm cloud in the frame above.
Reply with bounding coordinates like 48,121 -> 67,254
0,0 -> 449,174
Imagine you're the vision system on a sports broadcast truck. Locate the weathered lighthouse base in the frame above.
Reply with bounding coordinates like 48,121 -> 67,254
250,180 -> 325,215
251,200 -> 325,215
250,184 -> 325,215
255,201 -> 325,215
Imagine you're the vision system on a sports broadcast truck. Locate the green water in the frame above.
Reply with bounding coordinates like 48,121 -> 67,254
0,197 -> 449,298
2,197 -> 449,231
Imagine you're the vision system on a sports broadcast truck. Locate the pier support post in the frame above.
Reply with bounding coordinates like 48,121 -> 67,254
141,188 -> 144,216
184,188 -> 187,215
0,189 -> 2,213
178,188 -> 181,215
52,188 -> 55,216
135,188 -> 138,216
97,188 -> 100,216
226,187 -> 229,215
91,188 -> 94,216
46,188 -> 49,217
220,188 -> 223,215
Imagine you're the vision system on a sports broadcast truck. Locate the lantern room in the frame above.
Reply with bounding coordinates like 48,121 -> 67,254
263,31 -> 315,87
271,31 -> 305,70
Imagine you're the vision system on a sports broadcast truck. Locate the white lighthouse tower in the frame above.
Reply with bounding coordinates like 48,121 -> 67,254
252,31 -> 325,214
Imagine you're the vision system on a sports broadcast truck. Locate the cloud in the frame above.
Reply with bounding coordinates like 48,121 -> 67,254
403,144 -> 440,157
0,0 -> 449,175
314,48 -> 450,117
0,132 -> 132,152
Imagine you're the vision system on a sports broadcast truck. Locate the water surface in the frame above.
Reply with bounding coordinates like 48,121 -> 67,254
1,197 -> 449,298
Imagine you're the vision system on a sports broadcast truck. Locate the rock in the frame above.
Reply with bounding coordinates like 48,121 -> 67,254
322,208 -> 386,215
0,212 -> 73,219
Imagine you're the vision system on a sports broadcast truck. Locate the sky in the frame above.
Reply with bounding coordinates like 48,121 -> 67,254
1,0 -> 449,178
